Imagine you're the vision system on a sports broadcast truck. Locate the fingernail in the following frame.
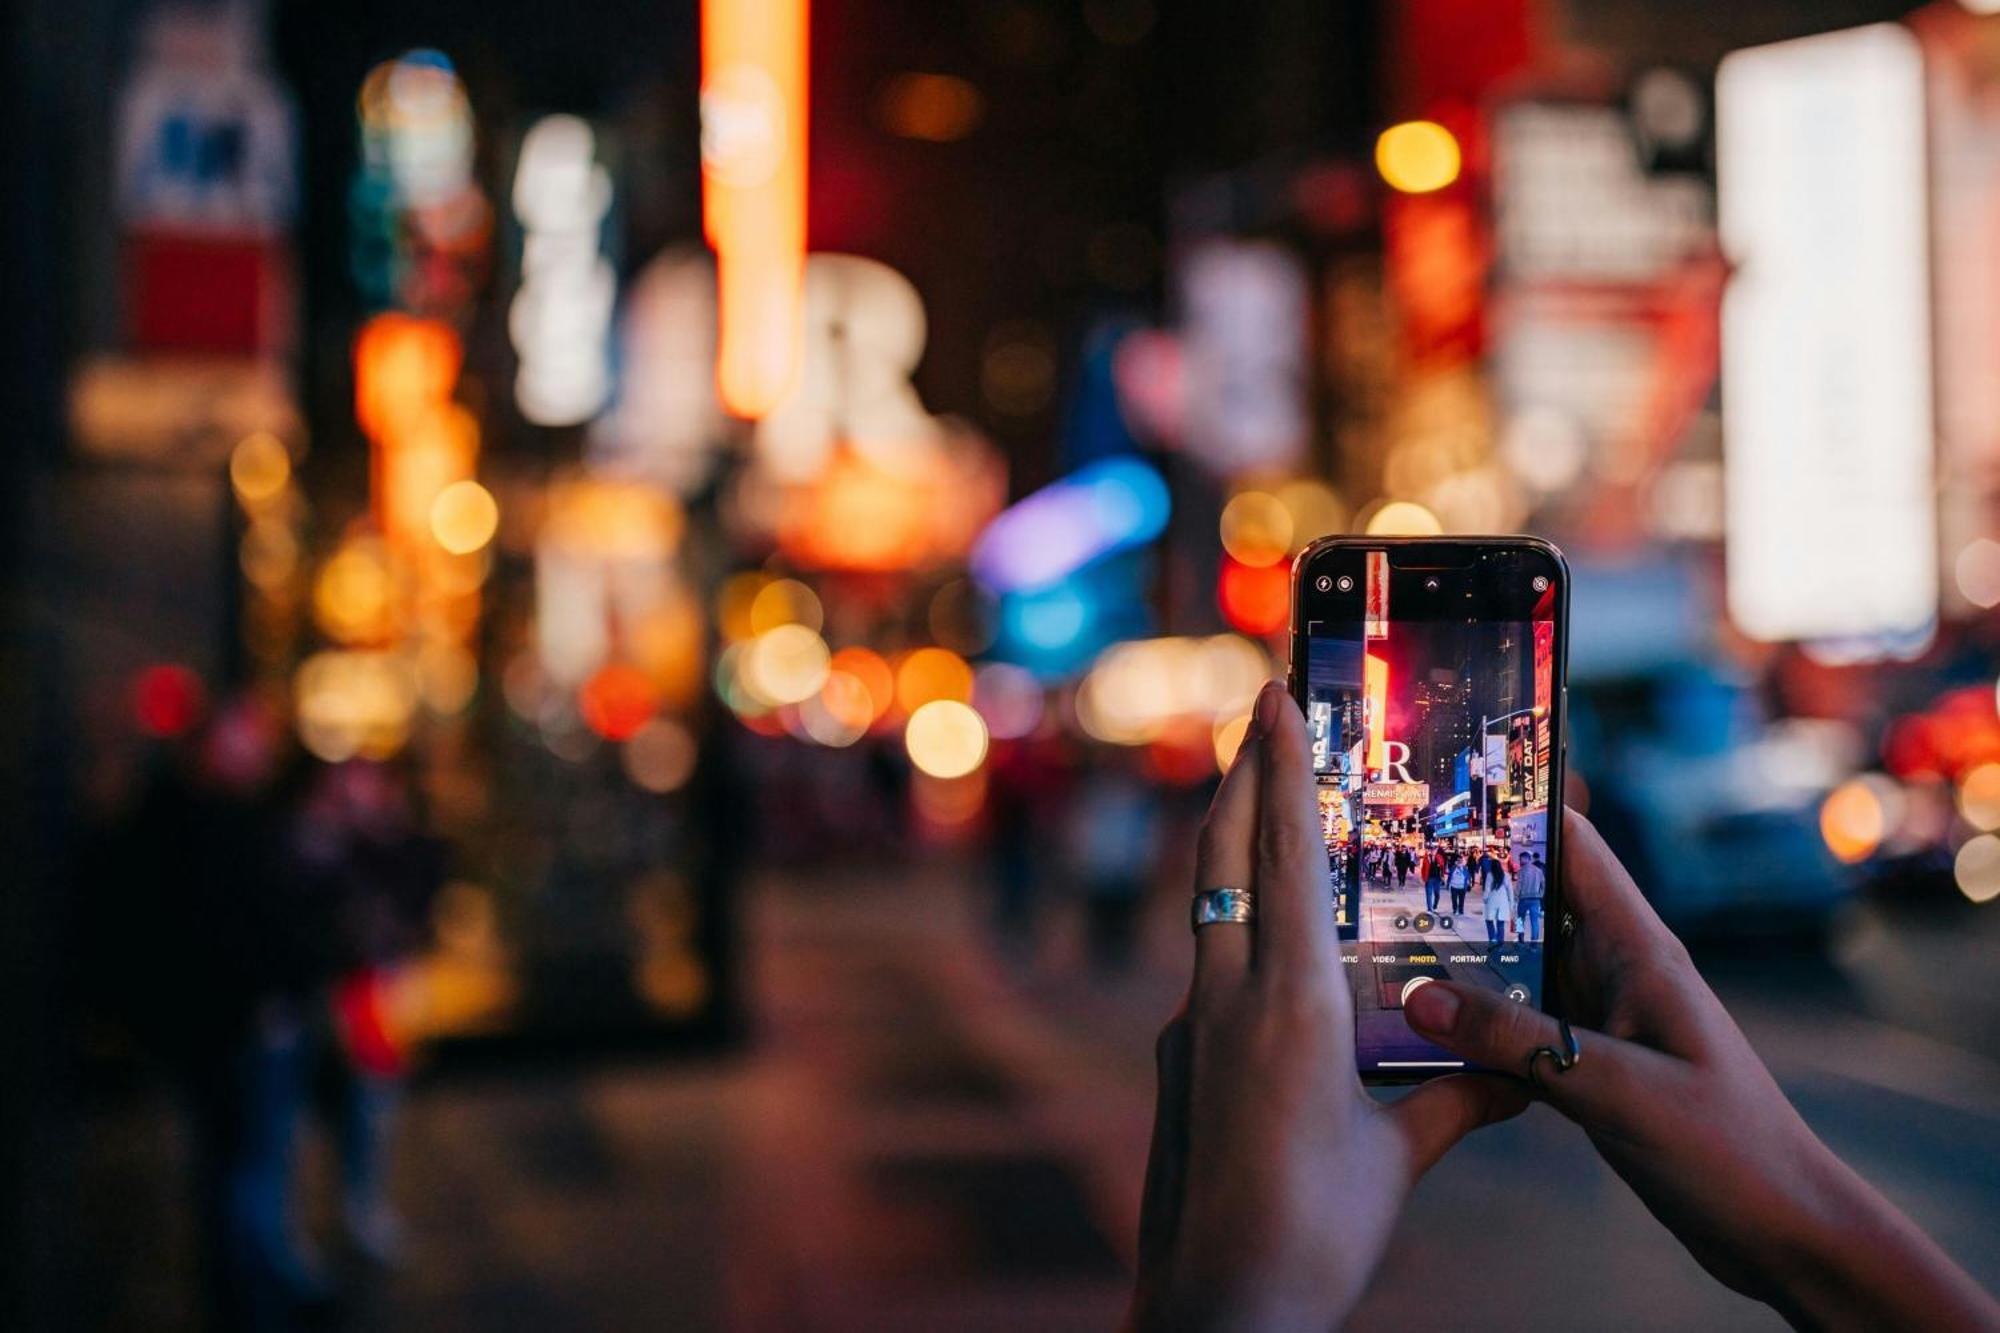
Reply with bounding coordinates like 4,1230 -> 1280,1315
1404,983 -> 1460,1035
1252,681 -> 1281,735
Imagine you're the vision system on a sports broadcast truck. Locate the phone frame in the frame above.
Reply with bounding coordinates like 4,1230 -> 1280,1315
1288,535 -> 1571,1086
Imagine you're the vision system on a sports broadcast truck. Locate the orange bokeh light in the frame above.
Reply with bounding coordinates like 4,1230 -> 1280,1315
579,664 -> 659,741
829,646 -> 895,721
895,646 -> 974,715
701,0 -> 808,418
1217,557 -> 1290,636
354,314 -> 462,443
1820,779 -> 1885,865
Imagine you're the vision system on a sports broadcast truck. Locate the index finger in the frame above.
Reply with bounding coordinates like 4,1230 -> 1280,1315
1560,808 -> 1678,944
1252,682 -> 1340,981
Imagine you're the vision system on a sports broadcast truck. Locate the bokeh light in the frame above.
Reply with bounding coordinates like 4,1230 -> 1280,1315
905,699 -> 989,779
1954,833 -> 2000,904
132,664 -> 205,738
229,432 -> 292,507
578,663 -> 658,741
1955,539 -> 2000,610
748,577 -> 824,635
1217,557 -> 1290,636
1957,762 -> 2000,830
1363,499 -> 1445,536
623,717 -> 698,792
876,72 -> 984,142
717,572 -> 772,642
1375,120 -> 1461,194
1820,777 -> 1888,864
744,624 -> 831,706
895,646 -> 975,713
313,539 -> 399,644
1219,491 -> 1293,567
1212,711 -> 1252,770
829,646 -> 895,723
1273,478 -> 1346,549
429,479 -> 499,554
973,662 -> 1044,740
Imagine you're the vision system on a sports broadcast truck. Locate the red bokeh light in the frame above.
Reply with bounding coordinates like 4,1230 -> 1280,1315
132,663 -> 205,738
1217,557 -> 1290,636
578,664 -> 659,742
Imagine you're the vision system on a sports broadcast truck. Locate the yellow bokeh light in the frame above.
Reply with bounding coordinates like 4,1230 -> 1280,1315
1364,499 -> 1445,536
1219,491 -> 1294,568
717,572 -> 772,643
1376,120 -> 1461,194
896,646 -> 975,714
1958,762 -> 2000,831
313,540 -> 399,645
430,479 -> 499,555
905,699 -> 989,779
294,649 -> 418,762
1820,778 -> 1886,864
230,432 -> 292,507
744,624 -> 831,705
1954,834 -> 2000,904
240,520 -> 299,590
417,642 -> 479,715
1274,479 -> 1346,549
748,577 -> 824,635
1212,712 -> 1252,771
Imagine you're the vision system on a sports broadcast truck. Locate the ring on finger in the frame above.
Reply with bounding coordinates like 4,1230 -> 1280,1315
1191,887 -> 1256,930
1526,1018 -> 1582,1092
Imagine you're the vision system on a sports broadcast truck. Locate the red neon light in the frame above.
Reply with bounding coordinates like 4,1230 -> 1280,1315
701,0 -> 808,419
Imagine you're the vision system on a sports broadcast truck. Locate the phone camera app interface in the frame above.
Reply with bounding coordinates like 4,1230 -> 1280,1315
1305,549 -> 1557,1074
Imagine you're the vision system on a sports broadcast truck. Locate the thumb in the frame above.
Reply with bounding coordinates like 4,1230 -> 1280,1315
1387,1074 -> 1530,1183
1401,980 -> 1667,1130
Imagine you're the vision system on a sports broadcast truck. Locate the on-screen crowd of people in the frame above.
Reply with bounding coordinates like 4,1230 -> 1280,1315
1360,837 -> 1548,943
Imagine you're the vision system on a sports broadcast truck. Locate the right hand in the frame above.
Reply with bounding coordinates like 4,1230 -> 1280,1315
1401,809 -> 1998,1331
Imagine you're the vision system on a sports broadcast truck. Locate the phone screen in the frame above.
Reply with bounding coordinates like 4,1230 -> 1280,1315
1294,541 -> 1566,1079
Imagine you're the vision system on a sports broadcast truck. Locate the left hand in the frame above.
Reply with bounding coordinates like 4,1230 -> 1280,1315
1126,683 -> 1527,1331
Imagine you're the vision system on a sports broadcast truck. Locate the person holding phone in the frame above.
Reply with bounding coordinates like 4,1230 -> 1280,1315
1127,682 -> 1998,1332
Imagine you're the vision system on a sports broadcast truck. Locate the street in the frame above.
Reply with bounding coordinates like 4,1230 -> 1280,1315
83,861 -> 2000,1332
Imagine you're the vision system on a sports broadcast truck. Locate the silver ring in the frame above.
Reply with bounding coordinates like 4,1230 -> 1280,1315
1526,1019 -> 1582,1092
1191,887 -> 1256,930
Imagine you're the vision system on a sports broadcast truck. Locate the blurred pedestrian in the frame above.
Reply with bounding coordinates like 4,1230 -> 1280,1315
293,759 -> 446,1268
1517,852 -> 1546,943
1422,845 -> 1444,913
1481,850 -> 1514,945
987,734 -> 1072,963
1446,852 -> 1471,916
1069,749 -> 1160,973
93,694 -> 330,1329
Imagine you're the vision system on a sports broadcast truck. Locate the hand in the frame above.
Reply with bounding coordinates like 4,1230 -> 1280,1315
1401,809 -> 1999,1331
1127,684 -> 1527,1331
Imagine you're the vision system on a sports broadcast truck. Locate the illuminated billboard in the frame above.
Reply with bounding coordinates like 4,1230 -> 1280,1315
1717,24 -> 1936,646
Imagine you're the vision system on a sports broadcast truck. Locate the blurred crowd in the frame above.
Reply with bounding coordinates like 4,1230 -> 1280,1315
85,698 -> 441,1326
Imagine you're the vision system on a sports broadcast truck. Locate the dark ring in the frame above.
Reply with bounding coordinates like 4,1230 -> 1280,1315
1526,1019 -> 1581,1092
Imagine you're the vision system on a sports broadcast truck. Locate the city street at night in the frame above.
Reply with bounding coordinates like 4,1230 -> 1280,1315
9,0 -> 2000,1327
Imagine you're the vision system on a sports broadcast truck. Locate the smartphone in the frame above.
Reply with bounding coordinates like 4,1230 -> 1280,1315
1288,537 -> 1569,1084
